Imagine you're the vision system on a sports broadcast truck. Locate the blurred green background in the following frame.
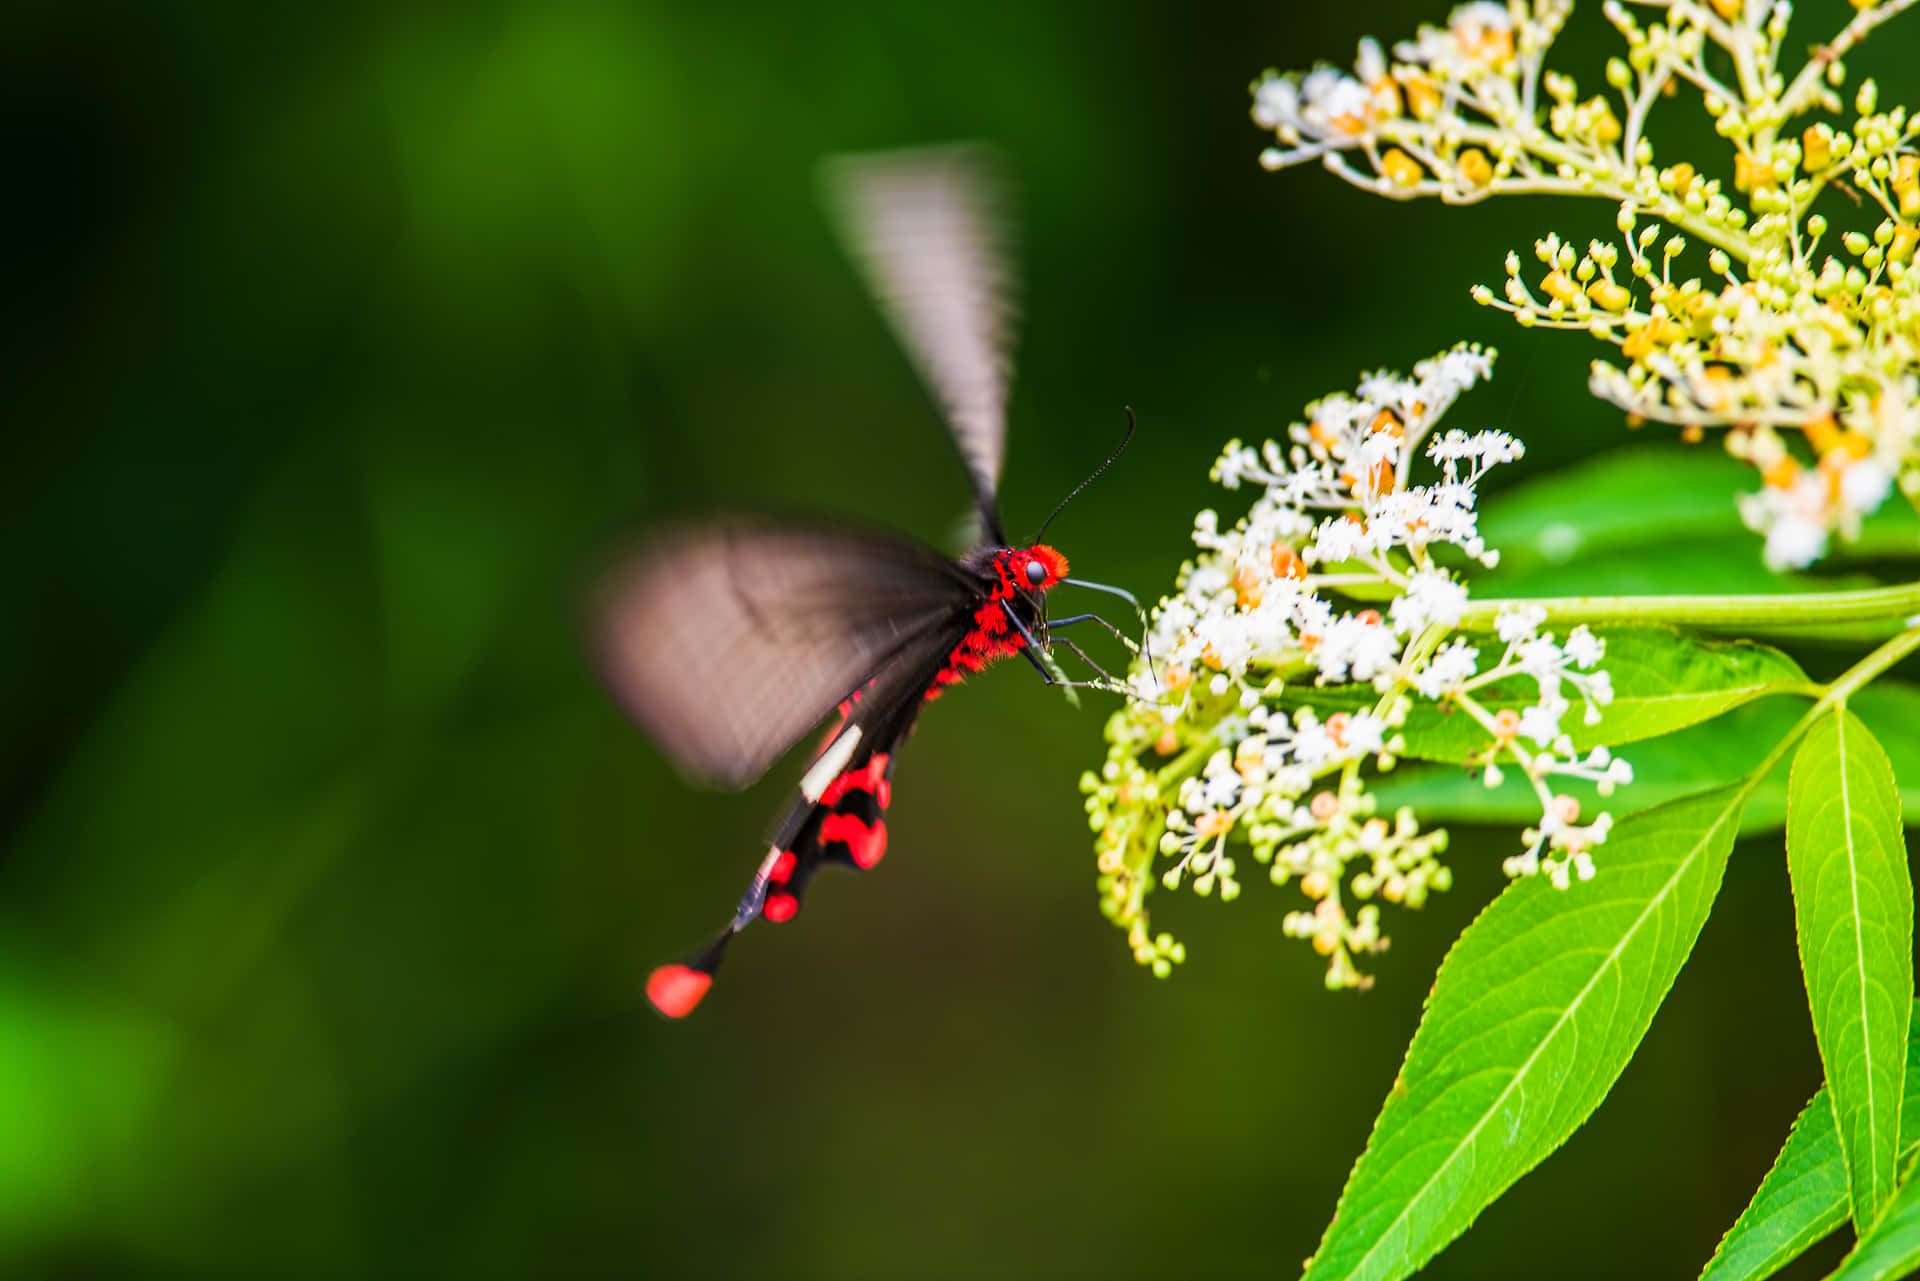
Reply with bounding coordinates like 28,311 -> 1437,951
3,1 -> 1907,1277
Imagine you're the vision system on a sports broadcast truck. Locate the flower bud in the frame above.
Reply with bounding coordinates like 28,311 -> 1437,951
1458,148 -> 1494,188
1380,149 -> 1424,187
1802,125 -> 1834,171
1586,279 -> 1631,310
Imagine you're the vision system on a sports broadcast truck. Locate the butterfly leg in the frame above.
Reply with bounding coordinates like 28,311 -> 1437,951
1047,636 -> 1122,686
1003,600 -> 1127,694
1035,608 -> 1161,696
1059,576 -> 1156,682
1043,612 -> 1154,686
1044,612 -> 1137,651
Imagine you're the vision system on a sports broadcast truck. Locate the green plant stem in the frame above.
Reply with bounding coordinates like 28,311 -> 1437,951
1778,0 -> 1920,118
1822,623 -> 1920,707
1740,624 -> 1920,797
1456,581 -> 1920,632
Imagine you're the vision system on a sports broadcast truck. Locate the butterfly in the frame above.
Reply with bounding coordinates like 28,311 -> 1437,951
592,144 -> 1143,1018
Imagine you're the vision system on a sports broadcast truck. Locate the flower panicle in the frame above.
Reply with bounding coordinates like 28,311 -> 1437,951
1086,345 -> 1629,991
1252,0 -> 1920,570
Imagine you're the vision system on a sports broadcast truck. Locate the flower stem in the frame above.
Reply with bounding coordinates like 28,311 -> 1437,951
1739,623 -> 1920,791
1455,581 -> 1920,632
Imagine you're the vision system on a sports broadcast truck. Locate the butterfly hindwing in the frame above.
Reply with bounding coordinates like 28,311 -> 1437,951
757,709 -> 901,925
644,641 -> 960,1019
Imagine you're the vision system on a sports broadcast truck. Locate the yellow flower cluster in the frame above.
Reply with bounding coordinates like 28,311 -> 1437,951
1254,0 -> 1920,568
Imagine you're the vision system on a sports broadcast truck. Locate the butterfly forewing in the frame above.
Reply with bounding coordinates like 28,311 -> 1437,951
594,521 -> 979,788
821,145 -> 1018,536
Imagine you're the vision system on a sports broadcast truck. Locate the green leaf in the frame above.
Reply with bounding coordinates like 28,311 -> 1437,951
1418,626 -> 1803,761
1477,447 -> 1753,574
1856,685 -> 1920,791
1489,537 -> 1865,600
1823,1174 -> 1920,1281
1476,443 -> 1919,575
1698,1002 -> 1920,1281
1302,786 -> 1746,1281
1293,625 -> 1808,765
1373,697 -> 1793,827
1370,685 -> 1920,836
1788,709 -> 1913,1229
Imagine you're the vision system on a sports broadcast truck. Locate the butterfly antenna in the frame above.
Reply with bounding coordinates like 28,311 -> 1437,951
1033,407 -> 1135,544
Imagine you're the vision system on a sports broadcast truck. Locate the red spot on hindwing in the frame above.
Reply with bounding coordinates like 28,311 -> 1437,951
763,892 -> 799,922
821,811 -> 888,868
769,850 -> 797,883
646,965 -> 713,1019
820,754 -> 891,808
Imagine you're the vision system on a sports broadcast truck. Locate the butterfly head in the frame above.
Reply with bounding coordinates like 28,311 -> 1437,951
1004,545 -> 1069,593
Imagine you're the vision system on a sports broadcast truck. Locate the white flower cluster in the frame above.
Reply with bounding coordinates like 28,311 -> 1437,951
1737,431 -> 1899,570
1442,606 -> 1635,887
1085,345 -> 1633,990
1147,345 -> 1506,704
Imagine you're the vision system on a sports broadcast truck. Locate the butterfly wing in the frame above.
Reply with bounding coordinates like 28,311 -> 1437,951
592,520 -> 978,789
822,145 -> 1019,542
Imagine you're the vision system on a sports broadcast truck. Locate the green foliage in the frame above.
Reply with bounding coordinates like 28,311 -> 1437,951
1286,626 -> 1808,765
1699,1003 -> 1920,1281
1303,787 -> 1745,1281
1788,710 -> 1914,1229
1824,1173 -> 1920,1281
1480,447 -> 1920,581
1478,446 -> 1760,574
23,0 -> 1920,1272
1236,0 -> 1920,1260
1473,448 -> 1905,645
1372,684 -> 1920,832
1394,627 -> 1807,763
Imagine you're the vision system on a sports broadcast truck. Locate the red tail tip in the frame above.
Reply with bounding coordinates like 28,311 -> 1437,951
646,964 -> 714,1019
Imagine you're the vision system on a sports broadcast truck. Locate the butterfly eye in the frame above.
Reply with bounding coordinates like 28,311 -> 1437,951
1025,559 -> 1049,587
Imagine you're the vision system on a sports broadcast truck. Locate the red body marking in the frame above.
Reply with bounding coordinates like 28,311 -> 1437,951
926,545 -> 1068,700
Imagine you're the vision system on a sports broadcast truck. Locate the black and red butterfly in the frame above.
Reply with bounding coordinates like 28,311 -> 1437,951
593,145 -> 1143,1018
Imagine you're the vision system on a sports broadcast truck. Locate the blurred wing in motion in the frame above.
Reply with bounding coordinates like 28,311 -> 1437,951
822,145 -> 1020,541
593,521 -> 975,788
